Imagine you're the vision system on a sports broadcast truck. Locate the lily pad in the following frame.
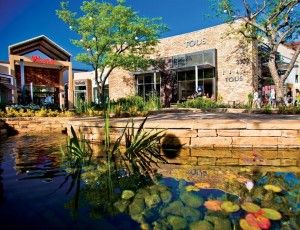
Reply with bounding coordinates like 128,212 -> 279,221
245,214 -> 261,229
263,184 -> 282,193
185,185 -> 200,192
221,201 -> 240,213
190,220 -> 214,230
144,193 -> 161,208
240,219 -> 260,230
256,215 -> 271,229
121,190 -> 135,200
161,200 -> 184,216
180,191 -> 203,208
204,200 -> 222,211
241,202 -> 261,213
167,215 -> 187,230
129,198 -> 145,216
182,206 -> 201,222
160,190 -> 172,203
113,199 -> 130,212
261,208 -> 282,220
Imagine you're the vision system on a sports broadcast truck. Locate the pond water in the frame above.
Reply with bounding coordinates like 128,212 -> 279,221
0,134 -> 299,230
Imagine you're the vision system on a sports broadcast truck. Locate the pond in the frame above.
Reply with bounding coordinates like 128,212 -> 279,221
0,133 -> 299,230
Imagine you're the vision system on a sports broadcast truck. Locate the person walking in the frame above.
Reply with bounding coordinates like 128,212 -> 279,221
270,88 -> 276,108
295,89 -> 300,107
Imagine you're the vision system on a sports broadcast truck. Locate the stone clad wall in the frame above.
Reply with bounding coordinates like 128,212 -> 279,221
66,117 -> 300,167
109,21 -> 257,103
3,117 -> 72,133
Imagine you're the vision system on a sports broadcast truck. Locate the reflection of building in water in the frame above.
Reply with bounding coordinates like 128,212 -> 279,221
0,153 -> 3,204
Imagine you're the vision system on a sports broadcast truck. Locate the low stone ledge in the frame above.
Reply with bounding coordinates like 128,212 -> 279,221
239,130 -> 282,137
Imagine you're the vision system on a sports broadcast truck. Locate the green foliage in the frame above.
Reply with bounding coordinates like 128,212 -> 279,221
121,117 -> 167,177
178,97 -> 227,109
278,105 -> 300,114
56,0 -> 167,104
262,104 -> 272,114
110,95 -> 160,117
247,93 -> 254,108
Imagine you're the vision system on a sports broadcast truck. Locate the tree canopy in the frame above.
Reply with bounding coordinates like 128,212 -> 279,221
57,0 -> 167,104
213,0 -> 300,101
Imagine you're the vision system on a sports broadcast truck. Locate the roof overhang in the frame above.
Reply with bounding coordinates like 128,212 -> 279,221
9,35 -> 71,62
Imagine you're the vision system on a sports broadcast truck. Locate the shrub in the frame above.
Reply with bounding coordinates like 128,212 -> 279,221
262,105 -> 272,114
178,97 -> 225,109
110,96 -> 146,117
145,95 -> 160,111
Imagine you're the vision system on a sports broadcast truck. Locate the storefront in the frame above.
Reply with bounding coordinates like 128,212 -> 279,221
107,21 -> 259,105
6,35 -> 74,108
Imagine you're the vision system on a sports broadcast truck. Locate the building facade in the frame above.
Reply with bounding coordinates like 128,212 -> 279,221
1,22 -> 300,108
0,35 -> 74,108
78,21 -> 259,105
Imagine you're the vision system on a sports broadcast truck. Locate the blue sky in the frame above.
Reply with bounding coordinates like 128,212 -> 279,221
0,0 -> 229,69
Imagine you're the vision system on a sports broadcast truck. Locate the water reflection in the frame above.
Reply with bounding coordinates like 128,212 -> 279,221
0,134 -> 299,229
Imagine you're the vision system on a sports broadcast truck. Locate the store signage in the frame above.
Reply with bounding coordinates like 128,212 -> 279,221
31,55 -> 56,65
225,76 -> 243,82
75,80 -> 86,85
185,38 -> 207,48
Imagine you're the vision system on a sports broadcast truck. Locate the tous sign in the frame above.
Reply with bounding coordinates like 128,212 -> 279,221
31,56 -> 56,65
185,38 -> 207,48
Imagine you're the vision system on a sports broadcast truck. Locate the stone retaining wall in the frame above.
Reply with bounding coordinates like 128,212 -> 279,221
67,117 -> 300,149
66,116 -> 300,167
2,117 -> 72,134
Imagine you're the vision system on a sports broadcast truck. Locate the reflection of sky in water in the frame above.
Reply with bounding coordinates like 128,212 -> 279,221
0,134 -> 299,229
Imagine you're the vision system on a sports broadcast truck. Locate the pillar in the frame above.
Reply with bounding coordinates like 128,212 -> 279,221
195,65 -> 198,92
68,64 -> 74,109
59,69 -> 65,109
9,57 -> 17,103
20,59 -> 25,103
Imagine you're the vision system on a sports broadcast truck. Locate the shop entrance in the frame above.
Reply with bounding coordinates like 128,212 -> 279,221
176,67 -> 216,102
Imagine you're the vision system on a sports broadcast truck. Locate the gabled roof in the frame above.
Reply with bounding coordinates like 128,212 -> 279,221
9,35 -> 71,61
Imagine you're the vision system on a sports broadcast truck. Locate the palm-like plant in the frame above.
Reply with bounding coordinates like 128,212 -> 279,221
121,117 -> 167,178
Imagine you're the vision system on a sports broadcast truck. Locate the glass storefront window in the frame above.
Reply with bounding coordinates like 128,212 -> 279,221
177,70 -> 195,101
136,73 -> 160,100
93,85 -> 109,104
198,68 -> 215,98
21,85 -> 58,106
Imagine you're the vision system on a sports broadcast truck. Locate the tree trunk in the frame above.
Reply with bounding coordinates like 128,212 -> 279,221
94,68 -> 104,105
268,54 -> 284,104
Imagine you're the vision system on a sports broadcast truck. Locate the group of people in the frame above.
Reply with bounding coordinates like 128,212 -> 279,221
252,88 -> 300,108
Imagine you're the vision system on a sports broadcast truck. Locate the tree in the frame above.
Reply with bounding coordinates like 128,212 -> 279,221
57,0 -> 167,105
214,0 -> 300,102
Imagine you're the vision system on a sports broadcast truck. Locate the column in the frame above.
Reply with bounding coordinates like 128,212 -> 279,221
9,57 -> 17,103
68,64 -> 74,109
153,72 -> 157,92
20,59 -> 25,104
195,65 -> 198,92
59,69 -> 65,109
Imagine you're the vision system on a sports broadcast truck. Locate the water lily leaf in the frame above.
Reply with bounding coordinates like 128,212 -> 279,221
263,184 -> 282,193
221,201 -> 240,213
204,200 -> 222,211
256,215 -> 271,229
240,219 -> 261,230
241,202 -> 261,213
185,185 -> 200,192
245,214 -> 260,229
261,208 -> 282,220
121,190 -> 135,200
